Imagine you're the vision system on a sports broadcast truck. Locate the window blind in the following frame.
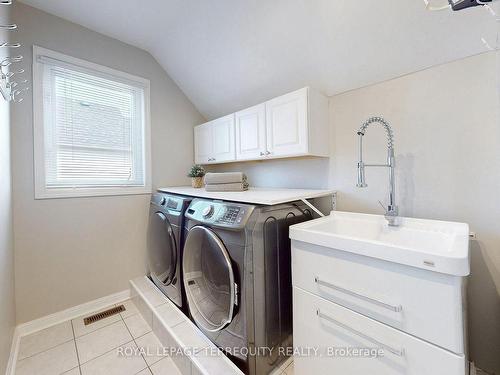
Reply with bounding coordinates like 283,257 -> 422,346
39,56 -> 146,189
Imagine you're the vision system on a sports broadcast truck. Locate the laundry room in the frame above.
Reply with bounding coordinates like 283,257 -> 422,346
0,1 -> 499,375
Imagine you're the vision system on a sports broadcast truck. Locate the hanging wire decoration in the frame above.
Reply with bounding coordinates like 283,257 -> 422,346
0,1 -> 29,103
424,0 -> 499,12
424,0 -> 500,154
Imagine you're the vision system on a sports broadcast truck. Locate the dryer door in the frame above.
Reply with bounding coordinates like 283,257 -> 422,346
183,226 -> 236,332
148,211 -> 177,286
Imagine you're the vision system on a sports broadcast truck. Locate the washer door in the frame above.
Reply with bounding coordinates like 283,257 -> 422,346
183,226 -> 236,332
148,211 -> 177,286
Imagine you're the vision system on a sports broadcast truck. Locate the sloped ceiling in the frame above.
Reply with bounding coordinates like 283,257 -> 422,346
19,0 -> 496,119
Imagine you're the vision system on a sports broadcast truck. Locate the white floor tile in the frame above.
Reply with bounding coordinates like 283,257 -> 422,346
62,367 -> 81,375
144,289 -> 168,307
133,295 -> 153,327
18,321 -> 74,360
192,349 -> 242,375
155,303 -> 185,328
120,299 -> 140,318
132,276 -> 155,294
283,361 -> 294,375
16,341 -> 78,375
76,320 -> 133,364
272,357 -> 293,374
150,357 -> 182,375
153,319 -> 175,349
80,341 -> 147,375
136,369 -> 153,375
171,321 -> 214,353
135,331 -> 164,366
170,353 -> 191,375
72,306 -> 122,338
124,314 -> 152,339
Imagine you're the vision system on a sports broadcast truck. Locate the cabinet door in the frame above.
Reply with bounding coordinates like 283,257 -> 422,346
212,114 -> 236,163
235,104 -> 266,160
266,87 -> 308,157
194,123 -> 213,164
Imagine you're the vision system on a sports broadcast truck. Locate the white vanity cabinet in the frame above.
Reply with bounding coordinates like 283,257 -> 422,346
290,213 -> 469,375
194,114 -> 235,164
194,87 -> 329,164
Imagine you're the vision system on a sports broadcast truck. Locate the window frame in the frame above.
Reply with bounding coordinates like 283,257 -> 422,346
33,45 -> 152,199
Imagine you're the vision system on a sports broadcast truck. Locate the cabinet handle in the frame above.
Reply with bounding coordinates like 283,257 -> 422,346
314,276 -> 403,313
259,152 -> 265,156
316,309 -> 405,357
265,151 -> 272,155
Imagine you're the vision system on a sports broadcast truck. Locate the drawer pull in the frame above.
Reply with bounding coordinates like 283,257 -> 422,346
316,309 -> 405,357
314,276 -> 403,313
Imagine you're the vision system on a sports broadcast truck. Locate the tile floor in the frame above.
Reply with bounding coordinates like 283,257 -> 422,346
14,294 -> 296,375
14,299 -> 181,375
270,357 -> 294,375
130,277 -> 244,375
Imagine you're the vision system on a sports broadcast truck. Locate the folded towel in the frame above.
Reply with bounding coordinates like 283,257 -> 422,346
204,172 -> 247,185
204,182 -> 249,192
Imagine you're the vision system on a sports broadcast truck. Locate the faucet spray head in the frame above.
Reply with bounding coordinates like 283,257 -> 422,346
356,162 -> 367,188
356,130 -> 367,188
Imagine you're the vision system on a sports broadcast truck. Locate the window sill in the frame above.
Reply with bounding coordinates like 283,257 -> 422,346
34,186 -> 152,200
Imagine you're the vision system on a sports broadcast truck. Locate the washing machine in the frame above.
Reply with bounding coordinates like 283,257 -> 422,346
182,198 -> 313,375
147,192 -> 191,309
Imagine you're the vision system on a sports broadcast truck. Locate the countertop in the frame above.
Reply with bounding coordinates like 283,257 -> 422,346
157,186 -> 335,205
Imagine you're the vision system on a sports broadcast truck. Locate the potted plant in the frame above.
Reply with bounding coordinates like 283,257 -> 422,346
187,164 -> 206,188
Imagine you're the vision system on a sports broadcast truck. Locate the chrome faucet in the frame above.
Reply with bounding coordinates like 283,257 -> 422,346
356,116 -> 399,226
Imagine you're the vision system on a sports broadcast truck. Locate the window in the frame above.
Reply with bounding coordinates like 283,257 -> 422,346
33,46 -> 151,199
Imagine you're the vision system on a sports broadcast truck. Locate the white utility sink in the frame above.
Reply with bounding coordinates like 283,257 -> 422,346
290,211 -> 470,276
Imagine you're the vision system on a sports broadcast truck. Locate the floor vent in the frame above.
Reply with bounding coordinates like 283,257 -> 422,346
83,305 -> 125,326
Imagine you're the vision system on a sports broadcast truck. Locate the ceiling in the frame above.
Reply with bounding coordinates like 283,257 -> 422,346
19,0 -> 497,119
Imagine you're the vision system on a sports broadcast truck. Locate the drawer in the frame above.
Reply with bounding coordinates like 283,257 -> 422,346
293,287 -> 467,375
292,240 -> 465,353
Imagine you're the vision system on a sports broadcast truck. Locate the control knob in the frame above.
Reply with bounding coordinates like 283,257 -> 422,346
202,205 -> 214,218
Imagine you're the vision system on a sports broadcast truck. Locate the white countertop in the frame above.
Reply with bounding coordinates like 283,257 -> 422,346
158,186 -> 335,205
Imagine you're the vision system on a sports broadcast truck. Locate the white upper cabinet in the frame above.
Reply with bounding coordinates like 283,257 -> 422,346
265,88 -> 309,157
194,87 -> 329,164
194,123 -> 213,164
235,103 -> 267,160
212,114 -> 236,162
194,114 -> 235,164
264,87 -> 329,159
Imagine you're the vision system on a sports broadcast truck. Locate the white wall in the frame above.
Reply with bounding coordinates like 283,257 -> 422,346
0,5 -> 16,373
11,3 -> 204,324
206,157 -> 330,189
211,52 -> 500,373
330,52 -> 500,374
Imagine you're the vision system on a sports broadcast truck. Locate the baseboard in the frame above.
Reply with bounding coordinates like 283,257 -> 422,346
5,289 -> 130,375
16,289 -> 130,337
5,327 -> 20,375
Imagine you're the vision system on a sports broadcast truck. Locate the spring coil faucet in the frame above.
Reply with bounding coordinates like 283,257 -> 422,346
356,116 -> 399,226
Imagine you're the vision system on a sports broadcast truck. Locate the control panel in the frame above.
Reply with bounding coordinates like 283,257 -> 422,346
151,193 -> 187,212
185,199 -> 255,229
